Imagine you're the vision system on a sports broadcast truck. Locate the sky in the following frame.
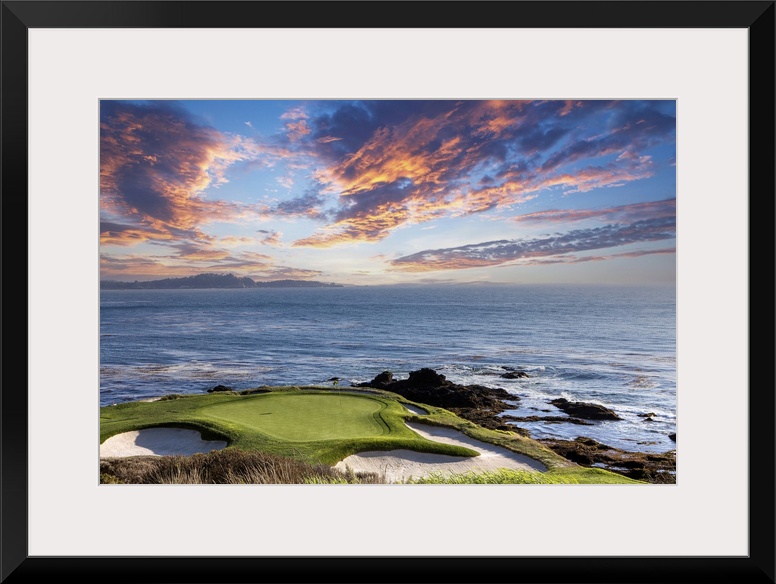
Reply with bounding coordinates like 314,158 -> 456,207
100,99 -> 676,285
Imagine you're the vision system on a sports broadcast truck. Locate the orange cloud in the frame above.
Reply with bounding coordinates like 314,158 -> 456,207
281,108 -> 311,141
100,102 -> 274,248
100,222 -> 174,246
293,202 -> 411,248
286,120 -> 311,142
294,100 -> 667,248
559,100 -> 583,117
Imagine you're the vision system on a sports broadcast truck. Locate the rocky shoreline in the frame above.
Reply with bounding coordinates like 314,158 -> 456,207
354,368 -> 520,433
352,368 -> 676,484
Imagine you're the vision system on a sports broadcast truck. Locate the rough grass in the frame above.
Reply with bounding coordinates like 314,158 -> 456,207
101,450 -> 638,486
404,467 -> 643,484
100,449 -> 385,484
407,469 -> 572,484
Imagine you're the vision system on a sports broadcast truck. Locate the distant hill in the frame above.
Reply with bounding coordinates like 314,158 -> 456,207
100,273 -> 344,290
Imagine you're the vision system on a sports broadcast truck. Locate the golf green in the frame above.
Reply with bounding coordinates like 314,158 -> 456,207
202,393 -> 391,441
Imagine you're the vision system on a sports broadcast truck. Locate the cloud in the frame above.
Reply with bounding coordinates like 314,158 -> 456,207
100,253 -> 217,278
389,216 -> 676,272
286,120 -> 311,142
280,107 -> 311,141
258,230 -> 283,246
101,244 -> 324,281
512,247 -> 676,266
513,198 -> 676,224
100,221 -> 174,246
171,242 -> 232,261
101,100 -> 676,281
253,267 -> 324,281
219,235 -> 258,247
273,189 -> 328,219
291,100 -> 675,247
276,176 -> 294,189
100,101 -> 269,246
540,101 -> 675,173
280,108 -> 308,120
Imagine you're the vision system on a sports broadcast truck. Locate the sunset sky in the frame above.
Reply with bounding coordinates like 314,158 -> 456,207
100,99 -> 676,285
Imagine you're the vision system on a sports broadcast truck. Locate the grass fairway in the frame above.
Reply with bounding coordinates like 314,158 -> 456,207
203,393 -> 389,441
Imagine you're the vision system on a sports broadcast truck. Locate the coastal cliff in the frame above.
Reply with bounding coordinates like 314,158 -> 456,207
354,368 -> 676,484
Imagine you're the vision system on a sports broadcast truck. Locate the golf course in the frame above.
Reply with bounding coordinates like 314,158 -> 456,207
99,386 -> 642,484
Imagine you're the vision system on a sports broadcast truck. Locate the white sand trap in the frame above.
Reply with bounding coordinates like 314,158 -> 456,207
100,428 -> 227,458
334,421 -> 547,483
403,403 -> 428,415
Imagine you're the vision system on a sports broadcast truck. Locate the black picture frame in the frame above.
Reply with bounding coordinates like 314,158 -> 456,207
3,2 -> 774,583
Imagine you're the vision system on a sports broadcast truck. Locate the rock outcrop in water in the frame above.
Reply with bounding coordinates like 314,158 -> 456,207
500,371 -> 529,379
550,398 -> 621,421
354,368 -> 524,434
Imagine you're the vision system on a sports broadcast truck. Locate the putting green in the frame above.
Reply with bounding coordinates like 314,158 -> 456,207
202,393 -> 390,441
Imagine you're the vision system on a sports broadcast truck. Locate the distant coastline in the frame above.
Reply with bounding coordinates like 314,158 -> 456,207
100,272 -> 344,290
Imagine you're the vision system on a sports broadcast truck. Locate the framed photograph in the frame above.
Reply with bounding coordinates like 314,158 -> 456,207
6,1 -> 774,582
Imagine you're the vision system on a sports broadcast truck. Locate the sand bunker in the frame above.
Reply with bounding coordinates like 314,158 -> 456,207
100,428 -> 227,458
334,421 -> 547,483
403,403 -> 428,415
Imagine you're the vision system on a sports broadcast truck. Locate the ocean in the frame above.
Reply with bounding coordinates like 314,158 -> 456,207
100,284 -> 676,454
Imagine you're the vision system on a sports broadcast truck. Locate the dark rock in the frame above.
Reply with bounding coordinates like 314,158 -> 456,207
355,368 -> 517,432
208,384 -> 233,393
550,398 -> 621,421
638,412 -> 657,418
407,368 -> 447,387
567,451 -> 594,465
576,437 -> 603,448
500,371 -> 529,379
500,414 -> 593,426
668,433 -> 676,442
355,370 -> 395,389
539,436 -> 676,484
619,460 -> 645,469
372,371 -> 394,385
